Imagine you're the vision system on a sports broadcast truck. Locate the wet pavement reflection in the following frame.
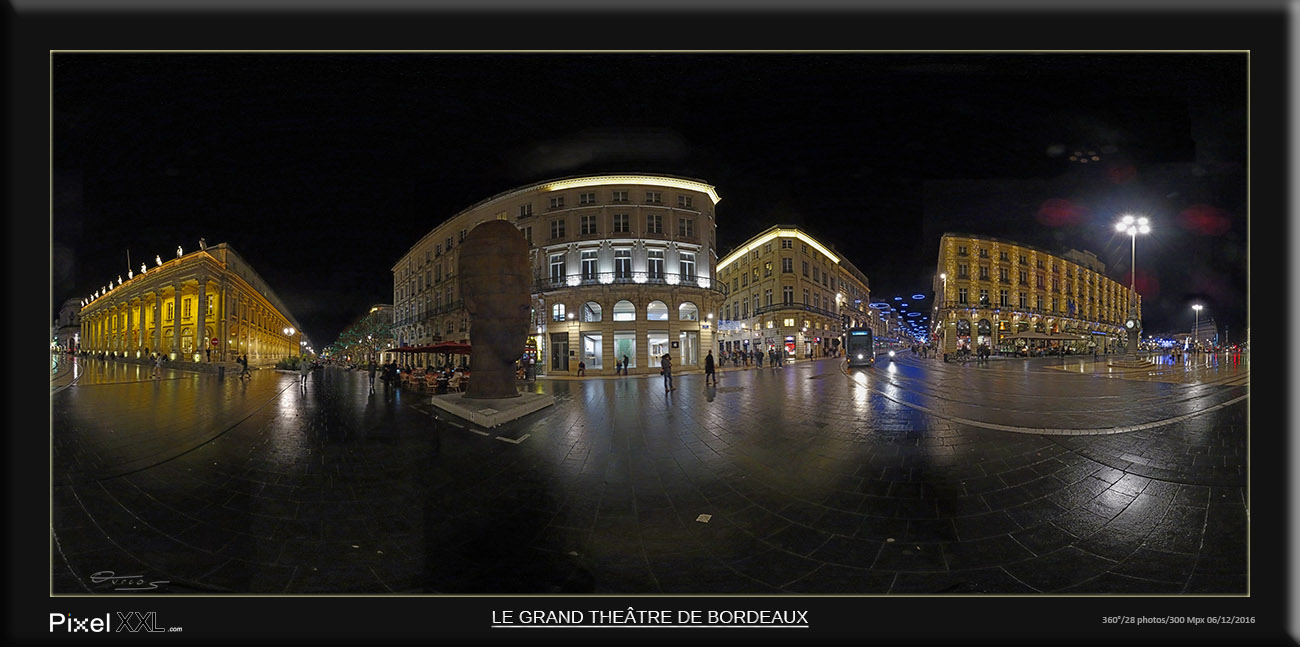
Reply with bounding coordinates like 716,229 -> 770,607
52,351 -> 1247,594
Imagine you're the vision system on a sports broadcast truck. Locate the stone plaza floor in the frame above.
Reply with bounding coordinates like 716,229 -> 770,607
50,351 -> 1249,595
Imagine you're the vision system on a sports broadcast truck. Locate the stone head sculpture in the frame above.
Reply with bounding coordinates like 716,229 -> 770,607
459,220 -> 531,399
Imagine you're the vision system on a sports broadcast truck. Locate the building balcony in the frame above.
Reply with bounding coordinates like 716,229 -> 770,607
532,273 -> 726,295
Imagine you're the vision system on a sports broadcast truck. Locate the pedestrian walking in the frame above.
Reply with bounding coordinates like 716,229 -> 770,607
755,349 -> 763,369
660,353 -> 675,391
622,354 -> 630,376
239,354 -> 251,380
367,361 -> 377,391
704,350 -> 716,386
300,357 -> 312,386
151,352 -> 162,379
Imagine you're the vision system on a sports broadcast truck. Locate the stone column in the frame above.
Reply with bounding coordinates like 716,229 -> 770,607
172,282 -> 183,359
126,300 -> 135,355
153,293 -> 162,355
196,276 -> 207,361
218,281 -> 228,362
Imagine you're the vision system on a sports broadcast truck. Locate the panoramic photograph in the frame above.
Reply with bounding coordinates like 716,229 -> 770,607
50,51 -> 1248,601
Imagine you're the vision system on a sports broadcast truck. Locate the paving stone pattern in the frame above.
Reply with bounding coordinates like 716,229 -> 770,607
51,353 -> 1248,594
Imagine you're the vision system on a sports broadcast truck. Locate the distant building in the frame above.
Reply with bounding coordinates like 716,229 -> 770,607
393,174 -> 723,375
933,233 -> 1138,355
78,242 -> 303,365
53,297 -> 81,352
715,225 -> 873,359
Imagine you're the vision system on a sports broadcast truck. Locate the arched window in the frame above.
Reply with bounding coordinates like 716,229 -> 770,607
582,301 -> 603,323
977,319 -> 992,336
678,302 -> 699,321
613,300 -> 636,322
956,319 -> 971,336
551,303 -> 566,322
647,300 -> 669,321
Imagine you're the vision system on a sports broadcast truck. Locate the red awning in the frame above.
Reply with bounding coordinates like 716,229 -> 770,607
430,341 -> 472,355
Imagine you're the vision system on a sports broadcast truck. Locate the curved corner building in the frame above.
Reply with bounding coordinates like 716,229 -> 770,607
392,174 -> 724,375
933,233 -> 1139,355
715,225 -> 875,360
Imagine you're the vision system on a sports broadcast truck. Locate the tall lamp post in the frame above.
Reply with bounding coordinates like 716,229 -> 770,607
1191,304 -> 1203,353
936,273 -> 947,350
1115,215 -> 1150,356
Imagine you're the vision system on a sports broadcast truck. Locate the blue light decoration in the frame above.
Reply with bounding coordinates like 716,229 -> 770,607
907,312 -> 921,317
893,297 -> 903,301
869,303 -> 889,309
912,294 -> 926,300
899,303 -> 909,307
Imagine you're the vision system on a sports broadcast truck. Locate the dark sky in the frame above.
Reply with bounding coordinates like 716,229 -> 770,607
52,52 -> 1247,346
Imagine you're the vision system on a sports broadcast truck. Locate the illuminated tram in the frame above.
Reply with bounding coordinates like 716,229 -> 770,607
845,327 -> 875,367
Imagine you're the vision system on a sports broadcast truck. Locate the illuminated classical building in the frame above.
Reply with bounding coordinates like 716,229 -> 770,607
393,174 -> 723,375
715,226 -> 873,359
78,242 -> 304,365
932,233 -> 1137,355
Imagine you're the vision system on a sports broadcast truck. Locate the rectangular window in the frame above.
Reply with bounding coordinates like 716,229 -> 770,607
1019,254 -> 1027,264
612,190 -> 628,203
813,267 -> 820,282
646,214 -> 663,234
999,267 -> 1009,281
550,254 -> 565,283
183,298 -> 191,319
781,258 -> 793,273
783,286 -> 794,304
1037,274 -> 1045,288
1019,293 -> 1027,308
764,261 -> 773,277
679,252 -> 696,280
979,289 -> 989,306
764,289 -> 773,307
551,219 -> 566,239
579,192 -> 597,205
751,267 -> 758,283
582,332 -> 602,369
1036,295 -> 1044,310
614,331 -> 636,369
802,261 -> 809,277
999,289 -> 1009,307
741,273 -> 749,287
549,196 -> 565,210
518,203 -> 533,218
612,213 -> 629,233
958,288 -> 968,304
677,195 -> 693,208
581,250 -> 598,280
957,245 -> 968,256
979,248 -> 989,258
1019,270 -> 1028,284
206,295 -> 213,316
581,214 -> 598,235
524,226 -> 532,243
646,191 -> 662,204
979,265 -> 990,280
615,249 -> 631,279
678,218 -> 694,237
803,288 -> 809,305
647,249 -> 664,278
781,239 -> 793,249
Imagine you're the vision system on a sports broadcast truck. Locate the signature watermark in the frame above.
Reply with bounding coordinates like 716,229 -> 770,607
89,571 -> 170,592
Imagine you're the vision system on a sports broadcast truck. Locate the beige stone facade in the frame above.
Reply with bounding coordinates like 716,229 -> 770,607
715,226 -> 874,360
933,233 -> 1138,355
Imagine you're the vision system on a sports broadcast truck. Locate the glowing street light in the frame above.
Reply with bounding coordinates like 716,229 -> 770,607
1192,304 -> 1203,352
1115,214 -> 1151,355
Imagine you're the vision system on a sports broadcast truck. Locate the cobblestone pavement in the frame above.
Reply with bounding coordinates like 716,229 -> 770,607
51,351 -> 1248,595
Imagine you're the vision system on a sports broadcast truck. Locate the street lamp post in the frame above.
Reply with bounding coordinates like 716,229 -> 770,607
1192,304 -> 1203,353
1115,215 -> 1150,357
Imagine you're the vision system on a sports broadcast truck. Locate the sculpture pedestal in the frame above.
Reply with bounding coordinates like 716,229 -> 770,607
1106,356 -> 1156,370
429,391 -> 555,428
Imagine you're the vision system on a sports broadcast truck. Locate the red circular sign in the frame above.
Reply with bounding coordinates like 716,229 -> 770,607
211,338 -> 219,346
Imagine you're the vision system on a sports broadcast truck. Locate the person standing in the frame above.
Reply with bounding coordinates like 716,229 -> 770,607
152,352 -> 163,379
622,354 -> 630,376
660,353 -> 675,391
704,349 -> 716,386
755,348 -> 763,369
300,357 -> 312,386
367,361 -> 377,391
239,354 -> 251,379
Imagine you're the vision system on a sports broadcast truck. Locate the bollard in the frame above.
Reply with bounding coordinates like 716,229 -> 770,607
218,365 -> 226,380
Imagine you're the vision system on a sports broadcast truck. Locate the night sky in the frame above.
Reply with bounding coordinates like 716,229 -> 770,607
52,52 -> 1247,347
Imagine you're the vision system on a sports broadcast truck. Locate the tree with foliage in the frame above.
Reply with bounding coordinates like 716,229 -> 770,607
327,309 -> 394,365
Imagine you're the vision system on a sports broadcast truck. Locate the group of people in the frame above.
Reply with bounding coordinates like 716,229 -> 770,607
717,347 -> 791,369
